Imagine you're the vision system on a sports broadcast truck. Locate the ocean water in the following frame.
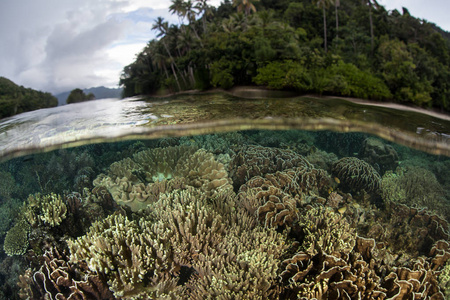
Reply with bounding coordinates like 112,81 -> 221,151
0,93 -> 449,299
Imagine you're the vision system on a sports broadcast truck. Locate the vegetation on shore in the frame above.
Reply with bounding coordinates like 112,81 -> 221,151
119,0 -> 450,112
66,88 -> 95,104
0,77 -> 58,119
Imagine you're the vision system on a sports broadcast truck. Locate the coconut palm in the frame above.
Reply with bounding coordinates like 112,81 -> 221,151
314,0 -> 333,53
335,0 -> 340,43
232,0 -> 260,16
169,0 -> 187,25
151,17 -> 182,90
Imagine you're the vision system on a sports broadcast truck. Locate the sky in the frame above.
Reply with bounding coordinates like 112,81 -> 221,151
0,0 -> 449,95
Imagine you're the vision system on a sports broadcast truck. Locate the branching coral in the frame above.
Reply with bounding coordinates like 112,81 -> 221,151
332,157 -> 381,193
21,193 -> 67,227
297,206 -> 356,258
3,220 -> 30,256
93,146 -> 233,211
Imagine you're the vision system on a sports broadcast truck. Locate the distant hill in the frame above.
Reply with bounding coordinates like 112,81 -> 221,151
0,76 -> 58,118
56,86 -> 122,105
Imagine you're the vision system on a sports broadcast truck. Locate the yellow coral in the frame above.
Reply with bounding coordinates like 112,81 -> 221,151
39,193 -> 67,227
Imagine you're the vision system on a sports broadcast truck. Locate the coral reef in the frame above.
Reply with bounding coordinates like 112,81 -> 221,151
381,166 -> 449,219
0,171 -> 16,200
359,137 -> 399,175
17,248 -> 114,300
3,220 -> 30,256
332,156 -> 381,194
39,193 -> 67,227
21,193 -> 67,228
305,149 -> 338,173
237,166 -> 332,229
229,145 -> 312,189
94,146 -> 232,211
297,206 -> 356,258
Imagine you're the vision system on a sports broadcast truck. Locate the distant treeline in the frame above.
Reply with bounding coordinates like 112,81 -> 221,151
120,0 -> 450,112
0,77 -> 57,118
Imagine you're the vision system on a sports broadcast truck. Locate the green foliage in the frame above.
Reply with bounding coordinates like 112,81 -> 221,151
118,0 -> 450,111
326,61 -> 392,100
66,88 -> 96,104
0,77 -> 58,118
211,59 -> 234,89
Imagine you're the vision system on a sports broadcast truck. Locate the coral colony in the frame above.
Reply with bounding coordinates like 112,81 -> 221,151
0,132 -> 449,299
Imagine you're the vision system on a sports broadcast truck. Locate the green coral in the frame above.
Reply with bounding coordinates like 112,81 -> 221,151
3,220 -> 30,256
380,166 -> 449,218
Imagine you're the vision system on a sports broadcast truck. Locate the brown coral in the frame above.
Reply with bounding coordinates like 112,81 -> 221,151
332,157 -> 381,194
229,145 -> 312,189
237,166 -> 332,229
18,248 -> 114,300
359,137 -> 399,175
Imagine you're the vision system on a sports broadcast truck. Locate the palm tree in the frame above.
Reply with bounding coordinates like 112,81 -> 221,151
195,0 -> 212,33
315,0 -> 333,53
169,0 -> 186,25
335,0 -> 340,43
152,17 -> 182,90
232,0 -> 260,16
366,0 -> 375,53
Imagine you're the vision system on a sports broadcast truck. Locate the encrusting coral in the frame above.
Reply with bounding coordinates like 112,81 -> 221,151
93,146 -> 233,211
332,156 -> 381,194
3,220 -> 30,256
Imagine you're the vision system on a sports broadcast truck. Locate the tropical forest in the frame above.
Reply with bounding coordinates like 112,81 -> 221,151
119,0 -> 450,112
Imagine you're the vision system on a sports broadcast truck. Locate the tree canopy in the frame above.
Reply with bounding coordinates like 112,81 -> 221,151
120,0 -> 450,112
66,88 -> 96,104
0,77 -> 58,119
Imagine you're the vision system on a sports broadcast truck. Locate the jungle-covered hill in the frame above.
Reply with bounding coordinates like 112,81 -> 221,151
119,0 -> 450,112
0,77 -> 58,119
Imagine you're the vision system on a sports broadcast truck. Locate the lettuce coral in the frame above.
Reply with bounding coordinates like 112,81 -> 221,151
93,146 -> 233,211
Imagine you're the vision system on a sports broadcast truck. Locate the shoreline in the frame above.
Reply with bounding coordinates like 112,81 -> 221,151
144,86 -> 450,121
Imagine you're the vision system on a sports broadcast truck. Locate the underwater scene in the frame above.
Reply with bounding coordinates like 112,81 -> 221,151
0,128 -> 450,299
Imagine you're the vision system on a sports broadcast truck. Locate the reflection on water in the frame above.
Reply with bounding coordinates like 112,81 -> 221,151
0,93 -> 449,161
0,93 -> 449,299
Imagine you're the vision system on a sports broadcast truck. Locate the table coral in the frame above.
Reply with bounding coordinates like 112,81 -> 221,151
332,156 -> 381,194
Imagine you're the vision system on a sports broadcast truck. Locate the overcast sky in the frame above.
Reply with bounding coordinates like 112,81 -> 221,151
0,0 -> 448,94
